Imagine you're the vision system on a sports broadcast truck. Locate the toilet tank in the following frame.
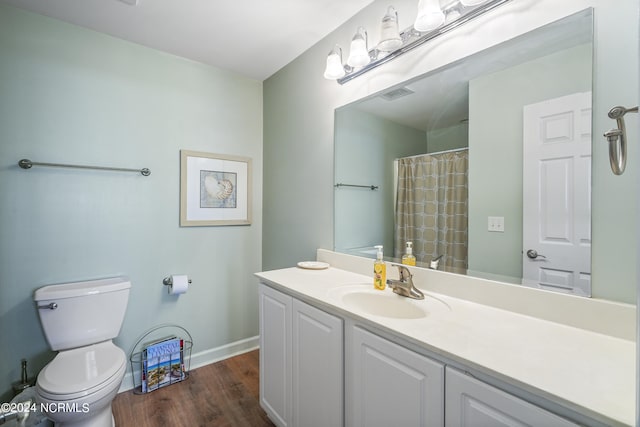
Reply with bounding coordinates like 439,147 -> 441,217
34,276 -> 131,351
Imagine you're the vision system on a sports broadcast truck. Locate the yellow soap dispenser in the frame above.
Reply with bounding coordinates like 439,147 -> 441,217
373,245 -> 386,290
401,241 -> 416,266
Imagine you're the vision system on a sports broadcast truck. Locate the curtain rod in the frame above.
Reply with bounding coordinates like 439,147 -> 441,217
395,147 -> 468,161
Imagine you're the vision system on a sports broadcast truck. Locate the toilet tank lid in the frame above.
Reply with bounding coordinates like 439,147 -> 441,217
34,276 -> 131,301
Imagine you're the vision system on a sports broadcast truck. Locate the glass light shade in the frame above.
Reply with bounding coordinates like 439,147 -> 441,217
414,0 -> 445,32
445,7 -> 461,22
377,6 -> 402,52
460,0 -> 489,6
323,47 -> 345,79
347,28 -> 371,68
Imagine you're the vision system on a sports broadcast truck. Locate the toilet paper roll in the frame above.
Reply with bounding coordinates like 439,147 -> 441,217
169,275 -> 189,295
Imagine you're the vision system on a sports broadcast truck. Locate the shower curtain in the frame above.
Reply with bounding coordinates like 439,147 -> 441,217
394,149 -> 468,270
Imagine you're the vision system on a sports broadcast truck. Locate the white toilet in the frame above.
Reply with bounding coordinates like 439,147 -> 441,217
33,277 -> 131,427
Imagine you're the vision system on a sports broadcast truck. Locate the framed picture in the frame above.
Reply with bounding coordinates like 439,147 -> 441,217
180,150 -> 252,226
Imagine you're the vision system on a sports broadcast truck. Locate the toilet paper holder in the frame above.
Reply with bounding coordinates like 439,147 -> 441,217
163,276 -> 192,286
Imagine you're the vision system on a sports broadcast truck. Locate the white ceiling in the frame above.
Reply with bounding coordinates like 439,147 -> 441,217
0,0 -> 374,81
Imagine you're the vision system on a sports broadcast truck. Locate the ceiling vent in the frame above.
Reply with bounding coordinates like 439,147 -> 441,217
380,87 -> 414,101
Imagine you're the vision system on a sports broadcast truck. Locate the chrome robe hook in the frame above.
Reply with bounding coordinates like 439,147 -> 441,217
604,105 -> 638,175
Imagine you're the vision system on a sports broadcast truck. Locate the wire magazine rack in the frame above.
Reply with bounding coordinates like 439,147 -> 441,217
129,324 -> 193,394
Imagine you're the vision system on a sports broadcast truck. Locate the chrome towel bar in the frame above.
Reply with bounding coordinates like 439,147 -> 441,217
334,183 -> 378,190
18,158 -> 150,176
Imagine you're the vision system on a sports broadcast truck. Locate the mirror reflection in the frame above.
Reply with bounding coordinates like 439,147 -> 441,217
334,10 -> 593,296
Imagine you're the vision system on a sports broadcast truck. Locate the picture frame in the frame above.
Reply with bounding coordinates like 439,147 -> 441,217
180,150 -> 252,226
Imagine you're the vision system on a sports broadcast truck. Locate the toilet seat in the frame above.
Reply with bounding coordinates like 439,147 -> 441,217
37,341 -> 126,400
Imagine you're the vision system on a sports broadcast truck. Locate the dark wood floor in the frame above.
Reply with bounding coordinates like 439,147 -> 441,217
113,350 -> 274,427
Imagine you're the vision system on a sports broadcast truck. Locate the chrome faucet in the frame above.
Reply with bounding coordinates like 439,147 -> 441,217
386,263 -> 424,300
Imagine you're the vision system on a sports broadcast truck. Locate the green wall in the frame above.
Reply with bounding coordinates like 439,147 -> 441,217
0,4 -> 263,400
468,43 -> 592,280
334,107 -> 427,256
426,123 -> 469,153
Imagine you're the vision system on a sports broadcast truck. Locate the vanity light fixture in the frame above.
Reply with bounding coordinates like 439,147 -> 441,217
323,0 -> 511,84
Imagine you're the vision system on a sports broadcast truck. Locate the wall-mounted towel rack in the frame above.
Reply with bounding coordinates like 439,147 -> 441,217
334,183 -> 378,190
18,159 -> 151,176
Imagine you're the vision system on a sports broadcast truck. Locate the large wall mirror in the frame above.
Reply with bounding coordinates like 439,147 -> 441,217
334,10 -> 596,296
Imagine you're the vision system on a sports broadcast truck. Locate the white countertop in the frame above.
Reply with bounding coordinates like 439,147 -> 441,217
255,265 -> 635,426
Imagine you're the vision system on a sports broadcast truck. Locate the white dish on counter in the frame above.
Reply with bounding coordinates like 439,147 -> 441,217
297,261 -> 330,270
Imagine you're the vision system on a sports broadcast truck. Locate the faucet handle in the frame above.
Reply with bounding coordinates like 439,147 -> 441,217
389,262 -> 412,281
388,262 -> 423,300
430,255 -> 443,269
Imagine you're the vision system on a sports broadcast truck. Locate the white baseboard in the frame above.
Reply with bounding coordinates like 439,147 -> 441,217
119,335 -> 260,393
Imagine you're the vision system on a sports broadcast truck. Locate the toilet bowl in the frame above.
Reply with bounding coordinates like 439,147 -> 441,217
33,277 -> 131,427
36,342 -> 126,427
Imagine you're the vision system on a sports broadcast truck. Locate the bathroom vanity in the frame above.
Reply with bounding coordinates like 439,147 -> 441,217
256,250 -> 635,427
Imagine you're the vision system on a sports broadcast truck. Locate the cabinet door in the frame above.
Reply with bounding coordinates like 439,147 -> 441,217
292,299 -> 344,427
349,326 -> 444,427
259,283 -> 292,427
445,367 -> 579,427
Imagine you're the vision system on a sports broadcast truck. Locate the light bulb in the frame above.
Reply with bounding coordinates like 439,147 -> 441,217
378,6 -> 402,52
347,27 -> 371,68
323,47 -> 345,79
414,0 -> 445,32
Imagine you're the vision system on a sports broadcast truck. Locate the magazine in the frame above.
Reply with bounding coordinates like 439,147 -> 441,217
141,336 -> 170,393
142,336 -> 185,392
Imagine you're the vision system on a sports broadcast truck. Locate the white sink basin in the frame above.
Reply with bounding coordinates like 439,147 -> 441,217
328,285 -> 450,319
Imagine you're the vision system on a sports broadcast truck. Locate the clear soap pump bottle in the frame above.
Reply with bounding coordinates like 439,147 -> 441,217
402,241 -> 416,266
373,245 -> 386,290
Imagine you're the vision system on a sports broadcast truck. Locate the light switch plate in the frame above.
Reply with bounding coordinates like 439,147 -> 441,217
488,216 -> 505,232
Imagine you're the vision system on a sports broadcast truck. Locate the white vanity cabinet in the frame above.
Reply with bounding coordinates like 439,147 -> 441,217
348,325 -> 445,427
258,276 -> 608,427
258,283 -> 343,427
445,367 -> 580,427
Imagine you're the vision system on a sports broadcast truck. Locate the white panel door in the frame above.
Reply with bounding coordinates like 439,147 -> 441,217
445,367 -> 579,426
350,326 -> 444,427
292,299 -> 343,427
522,92 -> 592,296
259,283 -> 292,427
